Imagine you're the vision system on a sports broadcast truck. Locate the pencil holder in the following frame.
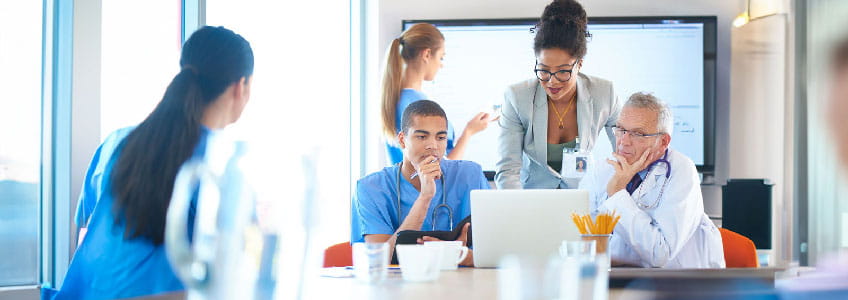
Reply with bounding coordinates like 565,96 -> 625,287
580,234 -> 611,265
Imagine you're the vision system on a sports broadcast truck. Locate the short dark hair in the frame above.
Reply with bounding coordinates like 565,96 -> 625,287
400,100 -> 448,134
533,0 -> 589,58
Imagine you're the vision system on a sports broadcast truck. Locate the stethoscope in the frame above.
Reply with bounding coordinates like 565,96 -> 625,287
630,149 -> 672,209
395,162 -> 453,231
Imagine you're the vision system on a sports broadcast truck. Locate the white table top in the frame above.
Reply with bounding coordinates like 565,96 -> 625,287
133,267 -> 783,300
305,268 -> 499,299
302,267 -> 782,300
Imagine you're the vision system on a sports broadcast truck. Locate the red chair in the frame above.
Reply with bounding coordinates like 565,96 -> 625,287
323,242 -> 353,267
719,228 -> 759,268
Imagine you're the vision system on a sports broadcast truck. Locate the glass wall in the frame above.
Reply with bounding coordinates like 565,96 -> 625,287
0,0 -> 44,286
205,0 -> 353,250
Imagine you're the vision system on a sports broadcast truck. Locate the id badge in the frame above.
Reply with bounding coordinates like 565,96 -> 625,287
561,149 -> 592,188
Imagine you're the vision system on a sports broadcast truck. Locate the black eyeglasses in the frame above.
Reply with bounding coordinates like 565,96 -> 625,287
534,59 -> 579,82
534,68 -> 572,82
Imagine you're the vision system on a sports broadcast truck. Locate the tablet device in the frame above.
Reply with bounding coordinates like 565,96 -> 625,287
395,215 -> 472,247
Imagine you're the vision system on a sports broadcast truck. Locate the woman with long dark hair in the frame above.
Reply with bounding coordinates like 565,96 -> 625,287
53,26 -> 254,300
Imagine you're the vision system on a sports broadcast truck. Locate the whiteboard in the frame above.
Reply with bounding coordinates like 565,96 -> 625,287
407,18 -> 712,172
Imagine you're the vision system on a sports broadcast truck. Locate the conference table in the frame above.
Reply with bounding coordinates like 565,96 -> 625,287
134,266 -> 784,299
306,267 -> 781,299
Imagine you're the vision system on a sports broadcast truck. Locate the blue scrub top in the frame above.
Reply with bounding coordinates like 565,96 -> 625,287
350,160 -> 488,243
386,89 -> 456,165
73,127 -> 134,228
53,126 -> 211,300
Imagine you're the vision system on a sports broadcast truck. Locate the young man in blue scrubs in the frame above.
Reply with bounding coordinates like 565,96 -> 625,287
351,100 -> 488,266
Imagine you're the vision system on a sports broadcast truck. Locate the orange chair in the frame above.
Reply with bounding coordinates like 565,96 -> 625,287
323,242 -> 353,267
719,228 -> 759,268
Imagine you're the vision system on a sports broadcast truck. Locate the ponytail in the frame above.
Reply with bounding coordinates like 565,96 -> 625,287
111,68 -> 206,244
381,38 -> 403,138
110,26 -> 253,245
379,23 -> 444,138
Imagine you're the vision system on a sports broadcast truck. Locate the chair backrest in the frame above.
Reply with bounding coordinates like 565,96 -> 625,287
323,242 -> 353,268
719,228 -> 759,268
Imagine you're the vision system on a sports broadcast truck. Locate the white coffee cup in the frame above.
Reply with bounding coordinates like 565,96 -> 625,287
396,244 -> 442,282
424,241 -> 469,270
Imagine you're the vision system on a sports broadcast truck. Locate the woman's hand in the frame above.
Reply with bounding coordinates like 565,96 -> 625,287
463,112 -> 491,136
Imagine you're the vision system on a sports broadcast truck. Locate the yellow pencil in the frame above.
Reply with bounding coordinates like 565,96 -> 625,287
571,212 -> 620,235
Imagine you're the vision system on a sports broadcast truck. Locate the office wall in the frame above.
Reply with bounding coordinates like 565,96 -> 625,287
730,13 -> 792,265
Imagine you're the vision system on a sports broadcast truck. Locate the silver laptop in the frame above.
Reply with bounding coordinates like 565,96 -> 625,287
471,189 -> 590,268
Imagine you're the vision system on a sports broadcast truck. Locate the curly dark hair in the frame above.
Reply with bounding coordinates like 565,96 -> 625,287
533,0 -> 589,58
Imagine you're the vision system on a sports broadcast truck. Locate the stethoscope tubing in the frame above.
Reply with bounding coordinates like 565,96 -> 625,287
632,149 -> 672,209
395,162 -> 453,231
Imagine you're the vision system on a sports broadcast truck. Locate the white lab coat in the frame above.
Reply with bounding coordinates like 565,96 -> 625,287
579,148 -> 725,268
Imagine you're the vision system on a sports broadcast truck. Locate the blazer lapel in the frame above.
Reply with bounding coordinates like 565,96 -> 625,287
576,75 -> 594,151
529,81 -> 549,167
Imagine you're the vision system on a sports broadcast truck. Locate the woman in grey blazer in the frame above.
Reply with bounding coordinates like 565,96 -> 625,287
495,0 -> 621,189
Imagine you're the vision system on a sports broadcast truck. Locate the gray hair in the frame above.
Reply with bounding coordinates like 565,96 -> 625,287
624,92 -> 674,136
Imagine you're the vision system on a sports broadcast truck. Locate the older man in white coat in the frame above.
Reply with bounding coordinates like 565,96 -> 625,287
579,92 -> 725,268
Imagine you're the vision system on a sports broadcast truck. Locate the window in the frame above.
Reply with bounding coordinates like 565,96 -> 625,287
100,0 -> 182,138
0,1 -> 43,286
205,0 -> 353,248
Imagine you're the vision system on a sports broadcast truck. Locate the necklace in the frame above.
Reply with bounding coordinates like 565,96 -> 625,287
549,93 -> 576,129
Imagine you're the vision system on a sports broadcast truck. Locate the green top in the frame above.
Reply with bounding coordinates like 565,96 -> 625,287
547,140 -> 577,174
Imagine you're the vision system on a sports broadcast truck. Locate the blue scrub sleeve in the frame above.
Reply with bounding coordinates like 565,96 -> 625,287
476,168 -> 490,190
351,180 -> 396,242
74,126 -> 135,228
74,142 -> 106,228
446,124 -> 456,154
